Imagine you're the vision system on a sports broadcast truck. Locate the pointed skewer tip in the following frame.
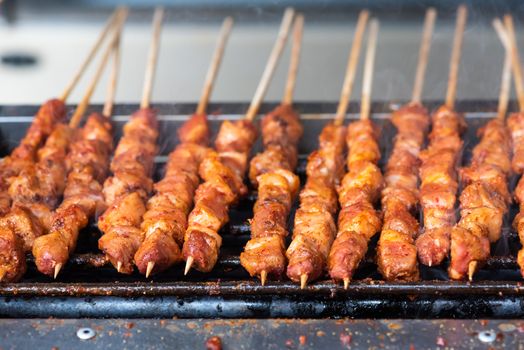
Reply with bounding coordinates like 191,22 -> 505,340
146,261 -> 155,278
343,278 -> 350,290
116,261 -> 123,273
260,270 -> 268,286
300,274 -> 308,289
53,263 -> 62,279
468,261 -> 478,282
184,257 -> 194,276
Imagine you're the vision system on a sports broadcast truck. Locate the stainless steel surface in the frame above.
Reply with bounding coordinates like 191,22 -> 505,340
0,6 -> 518,104
0,319 -> 523,349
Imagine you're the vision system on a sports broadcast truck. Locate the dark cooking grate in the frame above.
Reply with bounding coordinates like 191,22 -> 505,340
0,101 -> 523,319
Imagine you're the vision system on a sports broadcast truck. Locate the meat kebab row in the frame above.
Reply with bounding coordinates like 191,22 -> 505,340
3,6 -> 524,285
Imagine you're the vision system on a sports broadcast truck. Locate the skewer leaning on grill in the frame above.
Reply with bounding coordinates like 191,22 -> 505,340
504,16 -> 524,278
31,12 -> 127,278
282,11 -> 368,289
239,14 -> 305,285
448,15 -> 513,281
133,17 -> 234,278
415,6 -> 467,270
0,7 -> 125,217
329,17 -> 383,289
0,10 -> 127,282
183,8 -> 295,276
374,9 -> 435,281
97,8 -> 164,274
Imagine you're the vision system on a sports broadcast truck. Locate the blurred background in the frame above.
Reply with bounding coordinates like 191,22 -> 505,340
0,0 -> 522,105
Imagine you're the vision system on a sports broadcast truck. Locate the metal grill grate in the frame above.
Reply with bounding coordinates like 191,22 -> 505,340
0,101 -> 522,319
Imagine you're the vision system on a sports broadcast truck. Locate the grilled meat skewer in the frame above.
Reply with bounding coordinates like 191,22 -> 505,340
286,11 -> 368,288
134,18 -> 233,277
376,104 -> 429,281
183,8 -> 295,276
241,104 -> 302,281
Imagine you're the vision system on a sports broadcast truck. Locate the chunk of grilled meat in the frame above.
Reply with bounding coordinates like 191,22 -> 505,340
449,118 -> 511,280
0,99 -> 66,216
98,108 -> 158,273
182,119 -> 257,273
0,99 -> 67,183
285,122 -> 345,284
239,105 -> 302,281
0,117 -> 74,282
134,113 -> 211,276
416,105 -> 465,266
32,113 -> 112,276
328,119 -> 383,285
377,103 -> 430,281
508,112 -> 524,277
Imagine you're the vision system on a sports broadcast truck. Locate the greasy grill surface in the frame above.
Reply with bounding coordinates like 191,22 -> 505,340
0,101 -> 523,319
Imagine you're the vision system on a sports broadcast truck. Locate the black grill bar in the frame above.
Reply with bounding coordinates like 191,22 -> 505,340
0,280 -> 523,297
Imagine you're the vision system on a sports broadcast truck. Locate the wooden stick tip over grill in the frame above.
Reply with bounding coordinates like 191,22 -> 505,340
146,261 -> 155,278
260,270 -> 268,286
300,274 -> 308,289
53,263 -> 62,279
468,261 -> 478,282
184,257 -> 194,276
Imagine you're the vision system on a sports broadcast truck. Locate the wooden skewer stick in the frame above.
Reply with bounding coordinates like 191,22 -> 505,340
59,7 -> 125,102
445,5 -> 467,109
140,7 -> 165,109
103,29 -> 122,118
244,7 -> 295,121
360,19 -> 379,120
497,31 -> 512,120
184,256 -> 194,276
260,270 -> 268,287
468,261 -> 477,282
300,273 -> 308,289
196,17 -> 234,115
251,8 -> 295,285
69,9 -> 128,129
411,8 -> 437,104
282,14 -> 304,106
493,19 -> 510,53
333,10 -> 369,126
55,14 -> 126,280
503,15 -> 524,112
146,261 -> 155,279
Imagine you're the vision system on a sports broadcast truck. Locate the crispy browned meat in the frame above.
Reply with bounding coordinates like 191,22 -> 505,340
214,119 -> 258,179
242,170 -> 299,279
416,105 -> 464,266
134,113 -> 211,276
449,118 -> 511,280
0,226 -> 26,282
183,118 -> 257,273
377,103 -> 429,281
177,113 -> 210,145
0,117 -> 74,282
98,192 -> 146,273
98,108 -> 158,273
328,118 -> 383,284
240,105 -> 302,281
249,104 -> 303,186
508,112 -> 524,174
507,112 -> 524,277
32,113 -> 112,276
285,121 -> 344,284
0,99 -> 66,214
